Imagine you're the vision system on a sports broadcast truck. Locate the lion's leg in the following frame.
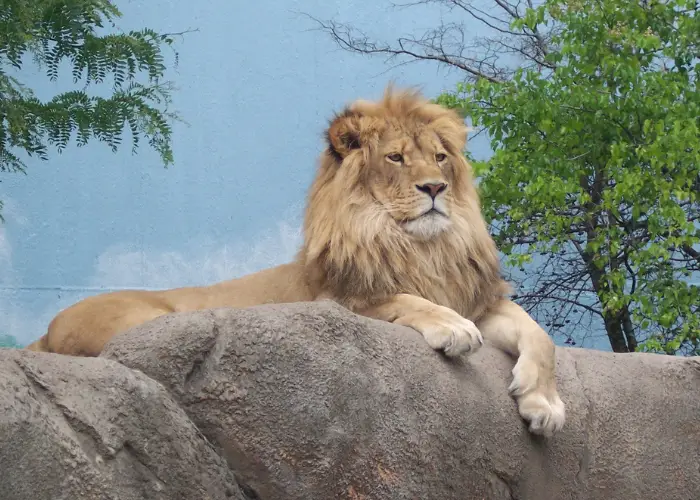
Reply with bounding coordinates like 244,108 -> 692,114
45,294 -> 174,357
359,293 -> 483,357
476,299 -> 565,436
25,335 -> 49,352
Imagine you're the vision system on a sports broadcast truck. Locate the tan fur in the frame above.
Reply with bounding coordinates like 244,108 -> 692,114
27,86 -> 565,436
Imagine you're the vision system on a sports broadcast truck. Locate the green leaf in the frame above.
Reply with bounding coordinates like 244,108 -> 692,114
0,0 -> 187,207
444,0 -> 700,356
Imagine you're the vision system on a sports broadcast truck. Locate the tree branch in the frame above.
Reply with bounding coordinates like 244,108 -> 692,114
302,15 -> 504,83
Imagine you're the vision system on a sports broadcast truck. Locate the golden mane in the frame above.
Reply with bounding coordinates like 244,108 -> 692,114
301,86 -> 511,318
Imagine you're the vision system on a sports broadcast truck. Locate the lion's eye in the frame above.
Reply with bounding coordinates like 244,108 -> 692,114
387,153 -> 403,163
435,153 -> 447,162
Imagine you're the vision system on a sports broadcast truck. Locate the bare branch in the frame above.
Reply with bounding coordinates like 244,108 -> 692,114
517,291 -> 602,318
302,15 -> 504,83
680,244 -> 700,265
299,0 -> 562,84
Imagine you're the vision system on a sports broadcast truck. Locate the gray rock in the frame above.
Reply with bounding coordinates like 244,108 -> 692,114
102,300 -> 700,500
0,349 -> 246,500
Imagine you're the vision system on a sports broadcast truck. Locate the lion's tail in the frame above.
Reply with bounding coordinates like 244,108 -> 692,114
25,334 -> 50,352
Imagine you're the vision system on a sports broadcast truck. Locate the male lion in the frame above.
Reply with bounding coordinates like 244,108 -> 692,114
27,86 -> 565,436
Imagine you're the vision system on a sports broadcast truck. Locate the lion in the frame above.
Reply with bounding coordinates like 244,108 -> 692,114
26,85 -> 565,436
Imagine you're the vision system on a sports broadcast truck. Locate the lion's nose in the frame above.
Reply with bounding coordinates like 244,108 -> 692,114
416,182 -> 447,199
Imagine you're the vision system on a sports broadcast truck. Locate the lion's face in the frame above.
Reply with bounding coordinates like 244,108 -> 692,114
302,87 -> 500,311
366,126 -> 456,239
318,89 -> 474,242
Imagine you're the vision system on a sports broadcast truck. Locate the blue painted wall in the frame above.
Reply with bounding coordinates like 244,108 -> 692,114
1,0 -> 611,350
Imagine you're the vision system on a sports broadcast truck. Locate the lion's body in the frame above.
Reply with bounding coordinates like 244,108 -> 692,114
27,86 -> 565,436
27,263 -> 311,356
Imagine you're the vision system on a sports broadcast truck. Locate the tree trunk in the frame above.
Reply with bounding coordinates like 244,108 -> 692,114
621,305 -> 638,351
601,307 -> 635,352
582,255 -> 635,352
579,173 -> 639,353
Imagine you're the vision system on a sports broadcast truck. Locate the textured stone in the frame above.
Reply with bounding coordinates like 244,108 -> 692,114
102,300 -> 700,500
0,349 -> 246,500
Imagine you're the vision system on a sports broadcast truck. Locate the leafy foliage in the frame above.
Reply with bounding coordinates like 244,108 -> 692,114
0,0 -> 183,214
437,0 -> 699,355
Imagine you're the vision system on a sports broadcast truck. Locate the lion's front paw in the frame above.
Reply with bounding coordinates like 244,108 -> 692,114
414,307 -> 484,357
516,391 -> 566,437
508,357 -> 566,436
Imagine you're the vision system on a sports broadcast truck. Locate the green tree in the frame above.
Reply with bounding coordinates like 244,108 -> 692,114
0,0 -> 186,217
314,0 -> 699,355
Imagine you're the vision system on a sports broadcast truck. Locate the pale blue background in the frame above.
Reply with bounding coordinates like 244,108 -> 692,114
1,0 -> 612,349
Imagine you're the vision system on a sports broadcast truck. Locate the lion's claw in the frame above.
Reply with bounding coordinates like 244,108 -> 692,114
418,308 -> 483,357
509,357 -> 566,436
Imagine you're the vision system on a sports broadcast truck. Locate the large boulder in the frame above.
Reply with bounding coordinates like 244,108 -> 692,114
0,349 -> 247,500
101,300 -> 700,500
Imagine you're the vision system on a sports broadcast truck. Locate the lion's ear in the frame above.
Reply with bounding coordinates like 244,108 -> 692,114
326,110 -> 363,159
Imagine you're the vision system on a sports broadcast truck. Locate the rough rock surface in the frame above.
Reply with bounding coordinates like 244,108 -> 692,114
0,349 -> 247,500
101,300 -> 700,500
